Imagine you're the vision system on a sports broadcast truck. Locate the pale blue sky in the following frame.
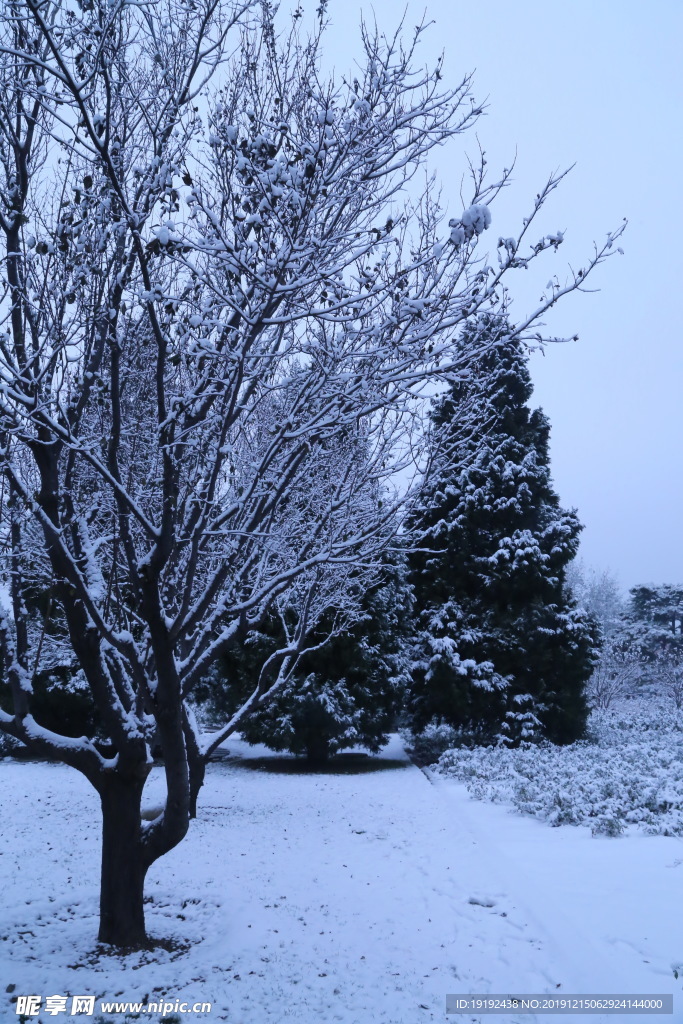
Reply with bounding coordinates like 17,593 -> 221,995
315,0 -> 683,590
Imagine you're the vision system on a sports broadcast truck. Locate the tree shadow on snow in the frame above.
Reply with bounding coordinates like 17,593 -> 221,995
226,752 -> 409,775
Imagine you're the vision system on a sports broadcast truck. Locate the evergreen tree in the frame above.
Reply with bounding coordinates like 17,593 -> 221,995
621,585 -> 683,660
613,584 -> 683,696
198,556 -> 412,764
408,320 -> 598,745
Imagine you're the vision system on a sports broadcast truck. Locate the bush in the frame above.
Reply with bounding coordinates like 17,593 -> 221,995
433,697 -> 683,836
402,723 -> 473,766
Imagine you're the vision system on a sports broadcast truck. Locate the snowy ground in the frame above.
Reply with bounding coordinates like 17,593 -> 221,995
0,736 -> 681,1023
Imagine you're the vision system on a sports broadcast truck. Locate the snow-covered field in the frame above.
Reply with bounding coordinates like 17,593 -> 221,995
1,735 -> 681,1023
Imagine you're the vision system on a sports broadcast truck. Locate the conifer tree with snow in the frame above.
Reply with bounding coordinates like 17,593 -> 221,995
408,317 -> 599,746
621,585 -> 683,661
613,584 -> 683,698
200,554 -> 412,764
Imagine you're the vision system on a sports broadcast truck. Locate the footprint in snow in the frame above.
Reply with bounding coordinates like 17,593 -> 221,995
467,895 -> 497,908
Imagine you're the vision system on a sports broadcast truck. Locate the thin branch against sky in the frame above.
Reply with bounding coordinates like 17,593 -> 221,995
314,0 -> 683,588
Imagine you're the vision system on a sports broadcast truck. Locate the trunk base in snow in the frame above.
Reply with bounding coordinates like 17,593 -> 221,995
98,779 -> 149,948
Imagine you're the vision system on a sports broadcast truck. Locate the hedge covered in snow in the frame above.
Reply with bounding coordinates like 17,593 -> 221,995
432,698 -> 683,836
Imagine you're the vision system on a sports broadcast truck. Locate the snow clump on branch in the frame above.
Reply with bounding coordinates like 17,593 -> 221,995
449,203 -> 492,246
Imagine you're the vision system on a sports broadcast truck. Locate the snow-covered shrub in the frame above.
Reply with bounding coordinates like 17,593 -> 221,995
591,815 -> 625,837
402,723 -> 464,765
433,697 -> 683,836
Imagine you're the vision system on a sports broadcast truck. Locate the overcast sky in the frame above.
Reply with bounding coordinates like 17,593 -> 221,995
313,0 -> 683,591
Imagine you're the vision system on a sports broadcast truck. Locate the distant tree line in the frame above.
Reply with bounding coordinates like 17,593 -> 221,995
571,574 -> 683,709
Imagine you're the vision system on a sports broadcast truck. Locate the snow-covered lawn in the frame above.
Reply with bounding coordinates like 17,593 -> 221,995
1,735 -> 681,1023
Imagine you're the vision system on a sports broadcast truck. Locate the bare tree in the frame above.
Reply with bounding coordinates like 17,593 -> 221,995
587,638 -> 641,710
566,560 -> 625,636
0,0 -> 623,946
651,651 -> 683,710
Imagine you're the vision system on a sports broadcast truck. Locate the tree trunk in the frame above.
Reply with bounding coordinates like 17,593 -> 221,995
183,713 -> 206,819
98,776 -> 148,947
188,757 -> 206,819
